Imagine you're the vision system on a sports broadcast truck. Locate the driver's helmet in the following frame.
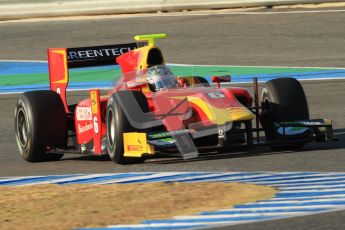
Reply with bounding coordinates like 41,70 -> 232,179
147,65 -> 177,91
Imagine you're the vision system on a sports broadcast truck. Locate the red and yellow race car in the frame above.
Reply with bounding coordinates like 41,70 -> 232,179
14,34 -> 335,164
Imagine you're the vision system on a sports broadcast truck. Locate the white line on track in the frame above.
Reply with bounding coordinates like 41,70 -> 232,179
169,173 -> 270,182
2,8 -> 345,24
139,172 -> 265,182
262,180 -> 345,187
147,172 -> 320,183
174,212 -> 304,219
107,220 -> 257,228
95,172 -> 185,184
231,173 -> 338,182
14,173 -> 117,186
105,207 -> 345,229
190,174 -> 323,183
272,194 -> 345,200
251,198 -> 345,205
218,205 -> 340,211
0,59 -> 46,63
254,176 -> 345,185
279,188 -> 345,193
195,9 -> 345,16
0,86 -> 112,95
280,184 -> 345,190
0,175 -> 47,183
106,206 -> 345,228
335,131 -> 345,135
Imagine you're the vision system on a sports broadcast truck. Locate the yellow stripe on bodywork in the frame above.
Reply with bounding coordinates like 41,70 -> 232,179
173,96 -> 255,124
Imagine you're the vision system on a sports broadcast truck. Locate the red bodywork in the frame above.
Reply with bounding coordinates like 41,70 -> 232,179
48,45 -> 253,155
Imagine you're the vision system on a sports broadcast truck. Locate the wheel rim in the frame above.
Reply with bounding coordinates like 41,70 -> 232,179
106,108 -> 115,150
16,108 -> 28,148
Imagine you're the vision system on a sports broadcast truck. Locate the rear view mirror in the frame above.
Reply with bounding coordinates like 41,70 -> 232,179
211,75 -> 231,88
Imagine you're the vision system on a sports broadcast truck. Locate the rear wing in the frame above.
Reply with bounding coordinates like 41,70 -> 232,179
47,42 -> 146,111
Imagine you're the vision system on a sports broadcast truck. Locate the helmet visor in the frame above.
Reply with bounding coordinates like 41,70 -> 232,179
148,65 -> 177,90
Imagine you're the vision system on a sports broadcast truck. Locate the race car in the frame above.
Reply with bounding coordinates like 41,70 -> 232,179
14,34 -> 335,164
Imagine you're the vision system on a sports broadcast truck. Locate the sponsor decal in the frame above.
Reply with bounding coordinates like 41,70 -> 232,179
148,138 -> 176,147
127,145 -> 144,152
301,121 -> 323,126
65,42 -> 147,68
76,107 -> 92,121
78,123 -> 93,133
218,129 -> 225,138
281,120 -> 329,127
277,127 -> 309,135
207,91 -> 226,98
67,47 -> 133,61
93,117 -> 99,134
90,91 -> 98,114
169,129 -> 190,136
149,130 -> 190,139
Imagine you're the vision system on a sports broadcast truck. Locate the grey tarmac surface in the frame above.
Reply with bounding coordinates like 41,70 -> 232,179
0,7 -> 345,230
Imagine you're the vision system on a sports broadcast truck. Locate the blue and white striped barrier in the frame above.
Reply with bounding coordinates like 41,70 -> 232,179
1,172 -> 345,229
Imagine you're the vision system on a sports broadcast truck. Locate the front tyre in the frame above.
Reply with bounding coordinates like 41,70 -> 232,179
15,91 -> 66,162
106,91 -> 148,164
260,78 -> 310,150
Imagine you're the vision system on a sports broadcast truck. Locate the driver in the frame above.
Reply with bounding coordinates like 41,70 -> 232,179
147,65 -> 178,92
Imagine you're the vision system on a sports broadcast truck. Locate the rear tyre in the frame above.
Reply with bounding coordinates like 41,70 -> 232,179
15,91 -> 66,162
106,91 -> 148,164
260,78 -> 310,150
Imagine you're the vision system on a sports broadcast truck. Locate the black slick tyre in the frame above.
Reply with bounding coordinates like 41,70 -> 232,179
14,90 -> 66,162
106,91 -> 148,164
260,78 -> 310,150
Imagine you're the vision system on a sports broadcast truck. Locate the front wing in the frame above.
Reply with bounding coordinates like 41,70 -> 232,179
122,118 -> 335,159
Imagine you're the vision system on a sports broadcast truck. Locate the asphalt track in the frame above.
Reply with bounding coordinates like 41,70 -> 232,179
0,7 -> 345,230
